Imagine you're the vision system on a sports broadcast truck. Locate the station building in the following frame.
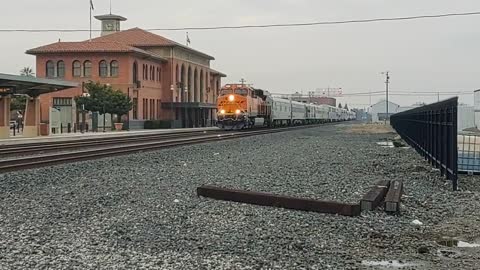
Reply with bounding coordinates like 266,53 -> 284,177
27,14 -> 226,130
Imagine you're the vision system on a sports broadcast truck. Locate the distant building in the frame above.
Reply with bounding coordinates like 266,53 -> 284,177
351,108 -> 370,121
370,100 -> 400,122
458,105 -> 475,132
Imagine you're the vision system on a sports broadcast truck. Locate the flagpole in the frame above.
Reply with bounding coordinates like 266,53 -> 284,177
89,0 -> 92,41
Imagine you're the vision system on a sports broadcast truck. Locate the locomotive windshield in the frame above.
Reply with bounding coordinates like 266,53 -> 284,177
235,88 -> 248,96
220,89 -> 233,95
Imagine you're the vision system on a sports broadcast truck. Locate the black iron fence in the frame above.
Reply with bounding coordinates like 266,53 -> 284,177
390,97 -> 458,191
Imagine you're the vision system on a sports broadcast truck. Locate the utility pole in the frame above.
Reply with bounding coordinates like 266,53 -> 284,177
369,89 -> 372,108
382,71 -> 390,124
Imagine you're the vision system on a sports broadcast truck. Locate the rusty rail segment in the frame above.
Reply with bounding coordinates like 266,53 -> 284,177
360,180 -> 391,211
384,181 -> 404,213
390,97 -> 458,191
197,186 -> 361,217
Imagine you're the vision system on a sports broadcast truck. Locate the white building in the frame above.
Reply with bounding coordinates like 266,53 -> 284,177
370,100 -> 400,122
458,105 -> 475,132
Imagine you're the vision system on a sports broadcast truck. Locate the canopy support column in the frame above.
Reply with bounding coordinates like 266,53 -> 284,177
23,97 -> 41,138
0,96 -> 11,139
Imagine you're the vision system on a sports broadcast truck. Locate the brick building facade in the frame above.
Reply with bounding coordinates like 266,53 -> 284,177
27,14 -> 226,129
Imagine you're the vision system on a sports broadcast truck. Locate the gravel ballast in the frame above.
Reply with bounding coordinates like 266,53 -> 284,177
0,123 -> 479,269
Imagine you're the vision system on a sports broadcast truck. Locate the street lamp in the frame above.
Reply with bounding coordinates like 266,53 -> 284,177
126,87 -> 130,131
184,86 -> 188,128
81,92 -> 90,134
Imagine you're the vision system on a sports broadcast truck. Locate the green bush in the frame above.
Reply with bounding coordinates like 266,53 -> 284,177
144,120 -> 172,129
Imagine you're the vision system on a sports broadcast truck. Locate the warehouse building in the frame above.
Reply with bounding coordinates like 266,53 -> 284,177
369,100 -> 400,122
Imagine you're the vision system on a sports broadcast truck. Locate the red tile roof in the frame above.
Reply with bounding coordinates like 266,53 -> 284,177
92,28 -> 176,47
26,41 -> 167,62
91,28 -> 215,60
27,41 -> 137,53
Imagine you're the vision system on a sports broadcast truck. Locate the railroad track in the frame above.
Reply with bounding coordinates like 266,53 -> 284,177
0,129 -> 223,157
0,125 -> 324,173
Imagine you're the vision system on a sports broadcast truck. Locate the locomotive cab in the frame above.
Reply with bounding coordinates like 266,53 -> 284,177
217,84 -> 269,130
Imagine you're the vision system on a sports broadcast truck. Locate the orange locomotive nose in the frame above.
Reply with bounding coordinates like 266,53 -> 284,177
217,94 -> 246,115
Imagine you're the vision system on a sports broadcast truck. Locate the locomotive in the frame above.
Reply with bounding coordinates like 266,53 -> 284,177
216,83 -> 355,130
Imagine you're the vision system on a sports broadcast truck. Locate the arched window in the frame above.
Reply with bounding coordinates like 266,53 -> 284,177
46,61 -> 55,77
72,61 -> 81,77
175,64 -> 179,83
133,62 -> 138,82
110,60 -> 119,77
143,64 -> 146,80
83,61 -> 92,77
57,61 -> 65,78
99,60 -> 108,77
150,66 -> 154,80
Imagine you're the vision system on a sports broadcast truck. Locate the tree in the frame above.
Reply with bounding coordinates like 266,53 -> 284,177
11,96 -> 27,111
74,81 -> 132,123
75,81 -> 113,115
338,103 -> 342,109
20,67 -> 35,77
12,68 -> 34,113
108,89 -> 133,123
344,103 -> 349,110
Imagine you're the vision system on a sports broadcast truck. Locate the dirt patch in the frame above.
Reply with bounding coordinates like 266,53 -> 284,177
347,123 -> 396,134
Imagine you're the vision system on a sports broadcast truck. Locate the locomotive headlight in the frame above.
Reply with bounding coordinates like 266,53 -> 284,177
235,109 -> 241,115
220,109 -> 226,114
228,95 -> 235,102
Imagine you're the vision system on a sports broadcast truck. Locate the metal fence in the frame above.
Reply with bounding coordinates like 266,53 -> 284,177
390,97 -> 458,191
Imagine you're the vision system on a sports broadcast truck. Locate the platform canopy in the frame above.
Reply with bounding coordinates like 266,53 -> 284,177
0,73 -> 78,97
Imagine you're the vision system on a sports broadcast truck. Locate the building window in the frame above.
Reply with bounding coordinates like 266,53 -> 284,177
46,61 -> 55,77
53,97 -> 72,106
57,61 -> 65,78
133,62 -> 138,83
110,60 -> 119,77
99,60 -> 108,77
132,98 -> 138,120
143,98 -> 147,120
83,61 -> 92,77
143,64 -> 146,80
151,99 -> 154,119
73,61 -> 81,77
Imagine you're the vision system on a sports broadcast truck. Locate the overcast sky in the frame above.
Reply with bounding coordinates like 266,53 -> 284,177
1,0 -> 480,108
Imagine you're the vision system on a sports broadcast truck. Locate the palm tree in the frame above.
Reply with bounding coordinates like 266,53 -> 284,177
20,67 -> 35,77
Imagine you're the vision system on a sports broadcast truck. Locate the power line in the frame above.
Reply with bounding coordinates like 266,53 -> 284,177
1,11 -> 480,33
